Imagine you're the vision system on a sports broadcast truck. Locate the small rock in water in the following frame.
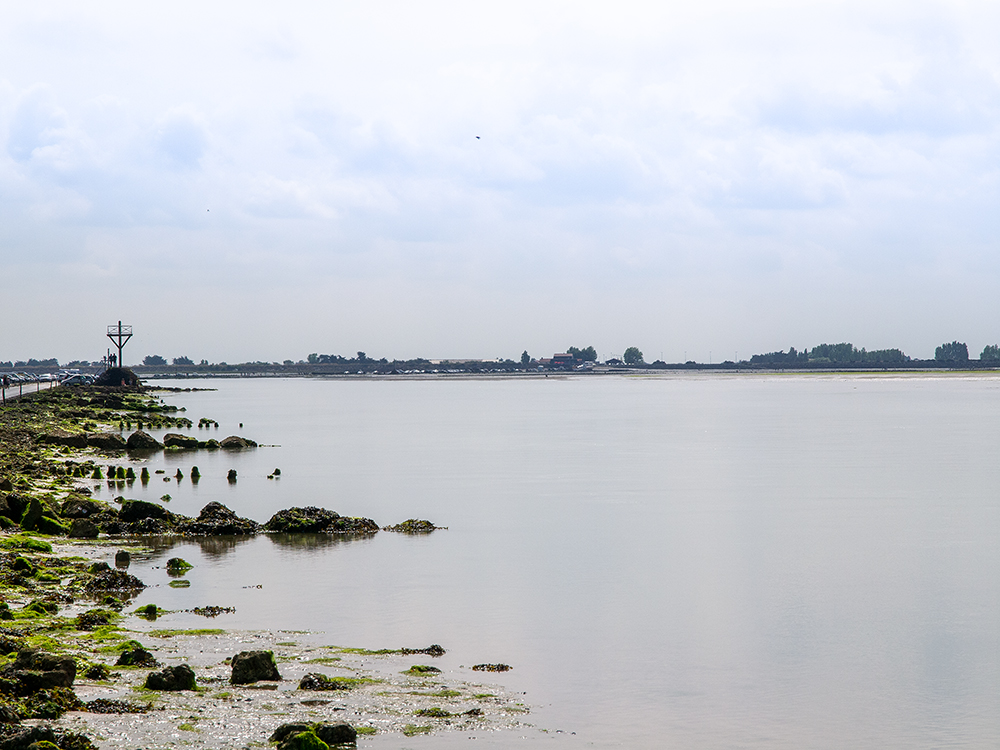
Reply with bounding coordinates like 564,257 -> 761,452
114,550 -> 130,569
136,603 -> 159,621
384,519 -> 439,533
401,644 -> 446,657
166,557 -> 193,574
191,605 -> 235,618
227,469 -> 237,483
472,663 -> 512,672
298,673 -> 355,691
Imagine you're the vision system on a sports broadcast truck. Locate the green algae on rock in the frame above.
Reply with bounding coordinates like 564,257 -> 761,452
165,558 -> 193,574
404,665 -> 442,675
264,507 -> 378,535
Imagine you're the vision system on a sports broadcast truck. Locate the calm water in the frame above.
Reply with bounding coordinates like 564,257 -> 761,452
101,373 -> 1000,749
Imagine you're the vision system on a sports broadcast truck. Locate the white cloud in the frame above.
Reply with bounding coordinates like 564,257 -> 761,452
1,1 -> 1000,361
155,107 -> 207,168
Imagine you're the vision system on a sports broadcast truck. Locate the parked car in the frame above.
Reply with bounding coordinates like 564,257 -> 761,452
61,374 -> 90,386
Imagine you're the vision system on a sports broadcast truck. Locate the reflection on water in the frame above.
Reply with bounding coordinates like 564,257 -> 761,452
266,532 -> 376,552
140,534 -> 257,560
126,531 -> 377,562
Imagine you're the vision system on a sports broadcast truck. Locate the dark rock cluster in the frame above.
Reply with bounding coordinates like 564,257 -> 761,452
181,502 -> 260,535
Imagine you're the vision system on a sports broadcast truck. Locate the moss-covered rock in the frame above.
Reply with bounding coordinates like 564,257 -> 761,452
74,610 -> 115,631
22,686 -> 82,719
177,503 -> 259,536
165,558 -> 192,574
115,646 -> 157,668
1,648 -> 77,692
19,499 -> 44,532
84,569 -> 145,594
270,723 -> 357,749
23,600 -> 59,617
264,507 -> 378,535
134,603 -> 159,621
163,433 -> 199,449
220,436 -> 257,449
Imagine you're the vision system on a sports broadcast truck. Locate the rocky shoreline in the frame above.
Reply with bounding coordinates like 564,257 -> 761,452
0,386 -> 527,749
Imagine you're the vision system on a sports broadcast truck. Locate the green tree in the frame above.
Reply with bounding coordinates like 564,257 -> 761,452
568,346 -> 598,361
935,341 -> 969,363
981,345 -> 1000,361
307,353 -> 319,364
172,356 -> 194,366
143,355 -> 167,366
623,347 -> 644,365
521,350 -> 531,366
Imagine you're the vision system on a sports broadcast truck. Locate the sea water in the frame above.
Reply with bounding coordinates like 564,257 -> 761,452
101,373 -> 1000,748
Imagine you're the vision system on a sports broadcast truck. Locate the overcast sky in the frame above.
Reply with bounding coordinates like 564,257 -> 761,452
2,1 -> 999,364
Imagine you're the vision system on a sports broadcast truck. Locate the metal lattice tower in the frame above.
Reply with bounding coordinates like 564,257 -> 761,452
106,321 -> 132,367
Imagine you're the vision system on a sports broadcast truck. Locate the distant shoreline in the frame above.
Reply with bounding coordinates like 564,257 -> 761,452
8,361 -> 1000,384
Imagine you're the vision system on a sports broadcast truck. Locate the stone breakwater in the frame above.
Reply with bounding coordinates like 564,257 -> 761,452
0,386 -> 526,748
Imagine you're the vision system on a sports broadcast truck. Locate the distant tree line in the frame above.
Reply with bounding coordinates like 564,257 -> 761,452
750,343 -> 910,366
0,358 -> 59,369
749,341 -> 1000,368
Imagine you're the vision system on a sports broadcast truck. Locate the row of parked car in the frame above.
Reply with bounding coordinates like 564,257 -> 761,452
1,371 -> 96,386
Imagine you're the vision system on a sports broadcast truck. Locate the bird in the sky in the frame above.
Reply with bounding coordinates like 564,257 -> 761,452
476,136 -> 480,139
